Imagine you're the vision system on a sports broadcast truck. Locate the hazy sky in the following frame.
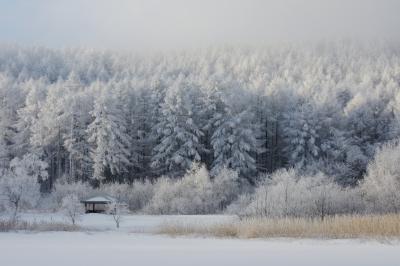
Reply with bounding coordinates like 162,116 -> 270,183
1,0 -> 400,51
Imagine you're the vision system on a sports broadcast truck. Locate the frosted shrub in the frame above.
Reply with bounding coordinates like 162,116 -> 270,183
0,170 -> 41,221
211,167 -> 240,211
128,180 -> 154,211
52,180 -> 94,209
0,155 -> 44,221
100,183 -> 131,204
241,168 -> 358,219
362,140 -> 400,213
100,181 -> 154,212
305,173 -> 343,220
225,193 -> 253,216
10,153 -> 48,181
146,164 -> 212,214
245,168 -> 299,217
334,186 -> 365,215
176,164 -> 212,214
145,177 -> 176,214
60,194 -> 84,225
104,165 -> 243,214
106,201 -> 129,229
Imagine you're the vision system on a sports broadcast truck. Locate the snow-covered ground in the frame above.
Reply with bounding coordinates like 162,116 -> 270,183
1,232 -> 399,266
1,213 -> 399,266
16,212 -> 236,232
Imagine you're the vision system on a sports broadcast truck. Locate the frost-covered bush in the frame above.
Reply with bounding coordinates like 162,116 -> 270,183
99,181 -> 154,212
128,180 -> 154,211
335,186 -> 365,215
225,193 -> 253,216
211,167 -> 241,211
239,168 -> 362,219
10,153 -> 48,182
305,173 -> 346,219
0,172 -> 41,220
362,140 -> 400,213
60,194 -> 84,225
106,201 -> 129,229
49,179 -> 95,210
145,177 -> 177,214
100,183 -> 131,204
145,164 -> 244,214
0,155 -> 43,220
146,164 -> 212,214
244,168 -> 298,217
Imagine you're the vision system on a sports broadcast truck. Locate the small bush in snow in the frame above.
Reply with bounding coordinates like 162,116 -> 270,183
51,179 -> 94,210
129,180 -> 155,211
106,201 -> 129,229
146,164 -> 212,214
362,140 -> 400,213
0,155 -> 43,221
145,164 -> 242,214
225,193 -> 253,217
99,181 -> 154,212
211,167 -> 240,211
60,194 -> 84,225
239,168 -> 362,219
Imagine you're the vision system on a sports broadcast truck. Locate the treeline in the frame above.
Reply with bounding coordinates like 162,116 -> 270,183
2,141 -> 399,217
0,41 -> 400,191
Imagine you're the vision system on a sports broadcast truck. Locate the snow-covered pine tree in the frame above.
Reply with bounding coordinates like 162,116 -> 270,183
343,94 -> 395,182
210,100 -> 259,182
64,102 -> 93,182
87,83 -> 131,182
13,78 -> 48,158
30,79 -> 69,189
283,102 -> 322,168
148,78 -> 168,177
151,75 -> 204,177
126,82 -> 155,180
56,72 -> 92,182
198,80 -> 223,170
0,75 -> 22,169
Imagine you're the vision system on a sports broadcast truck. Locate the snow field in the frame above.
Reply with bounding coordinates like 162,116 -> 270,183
0,214 -> 399,266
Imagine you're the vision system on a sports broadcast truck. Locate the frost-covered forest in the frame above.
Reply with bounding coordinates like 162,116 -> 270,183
1,41 -> 400,216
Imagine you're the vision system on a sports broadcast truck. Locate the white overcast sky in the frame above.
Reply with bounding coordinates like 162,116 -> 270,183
0,0 -> 400,51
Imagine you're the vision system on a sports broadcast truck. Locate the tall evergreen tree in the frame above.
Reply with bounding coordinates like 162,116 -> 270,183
211,101 -> 260,181
87,84 -> 131,181
283,102 -> 322,168
151,75 -> 204,176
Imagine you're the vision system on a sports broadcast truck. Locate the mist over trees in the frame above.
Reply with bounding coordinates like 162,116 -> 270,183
0,41 -> 400,215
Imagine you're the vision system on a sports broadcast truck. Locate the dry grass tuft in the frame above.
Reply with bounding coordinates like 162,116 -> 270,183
157,214 -> 400,239
0,219 -> 83,232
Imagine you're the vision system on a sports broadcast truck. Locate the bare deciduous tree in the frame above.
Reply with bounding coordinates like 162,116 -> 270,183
60,194 -> 84,226
106,201 -> 128,229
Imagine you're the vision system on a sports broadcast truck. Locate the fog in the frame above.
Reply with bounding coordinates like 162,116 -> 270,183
1,0 -> 400,51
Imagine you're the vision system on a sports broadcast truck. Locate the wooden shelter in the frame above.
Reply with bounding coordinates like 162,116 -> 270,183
81,195 -> 117,213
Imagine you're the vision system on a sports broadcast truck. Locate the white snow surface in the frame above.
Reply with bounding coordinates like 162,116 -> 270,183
1,213 -> 399,266
17,212 -> 236,232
